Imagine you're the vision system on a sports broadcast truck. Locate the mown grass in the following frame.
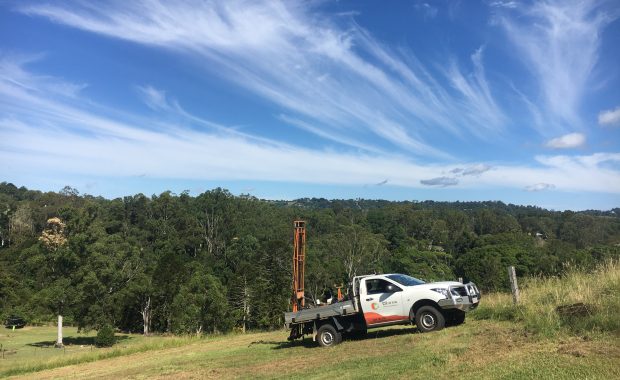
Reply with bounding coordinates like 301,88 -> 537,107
0,326 -> 206,378
472,260 -> 620,336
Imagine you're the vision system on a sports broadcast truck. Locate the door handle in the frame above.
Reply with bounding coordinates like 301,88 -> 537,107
366,298 -> 374,301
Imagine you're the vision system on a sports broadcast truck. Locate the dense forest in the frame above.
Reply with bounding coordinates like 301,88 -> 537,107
0,182 -> 618,335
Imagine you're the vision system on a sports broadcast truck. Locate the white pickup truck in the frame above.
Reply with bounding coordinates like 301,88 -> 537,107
285,273 -> 480,347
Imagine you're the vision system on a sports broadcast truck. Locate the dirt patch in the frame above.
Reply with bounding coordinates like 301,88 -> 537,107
556,336 -> 620,359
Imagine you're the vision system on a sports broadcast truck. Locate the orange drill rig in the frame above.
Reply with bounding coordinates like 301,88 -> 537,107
291,220 -> 306,313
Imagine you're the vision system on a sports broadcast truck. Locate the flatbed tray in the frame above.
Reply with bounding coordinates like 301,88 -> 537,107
284,300 -> 357,325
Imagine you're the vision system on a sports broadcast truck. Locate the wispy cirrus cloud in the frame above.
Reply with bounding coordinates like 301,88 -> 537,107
136,85 -> 178,112
414,2 -> 438,19
445,47 -> 506,138
18,0 -> 511,159
1,56 -> 619,195
496,0 -> 617,133
0,53 -> 87,98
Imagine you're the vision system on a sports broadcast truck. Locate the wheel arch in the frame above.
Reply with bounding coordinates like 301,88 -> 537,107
410,299 -> 443,320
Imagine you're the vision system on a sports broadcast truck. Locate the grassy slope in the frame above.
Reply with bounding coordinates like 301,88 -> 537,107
2,321 -> 618,380
474,260 -> 620,336
2,262 -> 619,379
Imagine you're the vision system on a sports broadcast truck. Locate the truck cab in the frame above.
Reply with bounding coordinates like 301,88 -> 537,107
354,274 -> 479,331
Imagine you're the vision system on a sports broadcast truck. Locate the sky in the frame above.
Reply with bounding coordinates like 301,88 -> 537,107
1,0 -> 619,210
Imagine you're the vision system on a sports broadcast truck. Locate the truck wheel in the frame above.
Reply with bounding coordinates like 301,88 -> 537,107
415,306 -> 445,333
317,324 -> 342,347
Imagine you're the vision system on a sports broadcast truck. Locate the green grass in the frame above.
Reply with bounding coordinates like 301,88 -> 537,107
1,321 -> 617,379
473,260 -> 620,337
0,326 -> 198,378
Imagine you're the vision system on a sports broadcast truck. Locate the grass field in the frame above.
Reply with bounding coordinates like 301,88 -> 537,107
2,262 -> 619,379
1,319 -> 618,379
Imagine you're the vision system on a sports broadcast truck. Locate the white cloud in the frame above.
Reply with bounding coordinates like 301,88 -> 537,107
420,177 -> 459,187
525,183 -> 555,192
598,106 -> 620,126
19,0 -> 510,158
545,133 -> 586,149
497,0 -> 617,132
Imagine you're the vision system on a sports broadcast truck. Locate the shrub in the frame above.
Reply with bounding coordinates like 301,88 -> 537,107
95,325 -> 116,347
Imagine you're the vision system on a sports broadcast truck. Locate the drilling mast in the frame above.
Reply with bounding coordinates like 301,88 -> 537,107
291,220 -> 306,312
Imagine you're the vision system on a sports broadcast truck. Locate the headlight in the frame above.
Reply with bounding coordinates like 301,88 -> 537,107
430,288 -> 450,299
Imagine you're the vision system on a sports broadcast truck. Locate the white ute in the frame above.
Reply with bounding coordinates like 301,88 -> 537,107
285,273 -> 480,347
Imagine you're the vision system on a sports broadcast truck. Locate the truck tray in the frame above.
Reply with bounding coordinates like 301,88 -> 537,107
284,300 -> 357,326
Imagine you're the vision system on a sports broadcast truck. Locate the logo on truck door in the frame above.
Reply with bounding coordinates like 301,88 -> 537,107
370,302 -> 381,310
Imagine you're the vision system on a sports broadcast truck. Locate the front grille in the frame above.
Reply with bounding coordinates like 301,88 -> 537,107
451,287 -> 468,297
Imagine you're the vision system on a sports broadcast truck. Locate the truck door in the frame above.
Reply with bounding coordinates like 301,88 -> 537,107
360,278 -> 408,326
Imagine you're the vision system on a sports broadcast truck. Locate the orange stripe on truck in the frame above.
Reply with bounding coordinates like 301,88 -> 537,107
364,312 -> 408,324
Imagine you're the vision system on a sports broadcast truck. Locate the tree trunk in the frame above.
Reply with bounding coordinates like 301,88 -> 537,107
141,296 -> 151,335
242,278 -> 250,334
55,314 -> 64,348
242,296 -> 247,334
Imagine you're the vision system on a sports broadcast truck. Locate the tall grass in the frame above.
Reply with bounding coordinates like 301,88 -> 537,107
472,260 -> 620,336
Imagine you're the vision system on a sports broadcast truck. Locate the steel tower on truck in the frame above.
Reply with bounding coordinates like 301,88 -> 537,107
291,221 -> 306,313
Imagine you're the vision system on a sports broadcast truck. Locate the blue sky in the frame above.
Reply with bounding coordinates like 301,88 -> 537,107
1,0 -> 619,210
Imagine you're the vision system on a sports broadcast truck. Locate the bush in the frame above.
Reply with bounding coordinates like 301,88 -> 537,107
95,325 -> 116,347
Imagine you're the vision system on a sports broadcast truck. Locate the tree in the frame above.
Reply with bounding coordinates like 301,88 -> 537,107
38,217 -> 70,348
312,224 -> 388,288
8,204 -> 35,247
171,268 -> 230,334
387,245 -> 454,282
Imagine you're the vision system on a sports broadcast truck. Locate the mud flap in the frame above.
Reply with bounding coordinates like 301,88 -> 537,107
331,316 -> 344,331
312,321 -> 317,342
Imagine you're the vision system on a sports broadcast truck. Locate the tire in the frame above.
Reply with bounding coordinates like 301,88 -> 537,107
415,306 -> 445,333
444,310 -> 466,327
347,328 -> 367,340
317,324 -> 342,347
451,310 -> 465,326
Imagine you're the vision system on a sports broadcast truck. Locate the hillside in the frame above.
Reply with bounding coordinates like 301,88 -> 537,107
2,182 -> 619,338
2,262 -> 619,379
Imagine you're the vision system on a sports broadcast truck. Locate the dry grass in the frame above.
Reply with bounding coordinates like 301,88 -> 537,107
473,260 -> 620,336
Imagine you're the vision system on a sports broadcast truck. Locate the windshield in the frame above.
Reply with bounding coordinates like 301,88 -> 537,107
386,274 -> 425,286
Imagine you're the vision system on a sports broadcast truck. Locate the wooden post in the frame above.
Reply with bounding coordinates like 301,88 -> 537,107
508,266 -> 520,304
